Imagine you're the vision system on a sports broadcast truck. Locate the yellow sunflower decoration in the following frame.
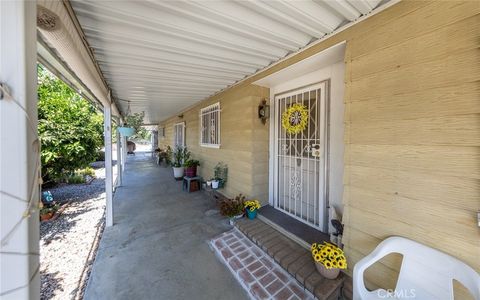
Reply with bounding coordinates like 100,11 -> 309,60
311,241 -> 347,270
282,103 -> 309,135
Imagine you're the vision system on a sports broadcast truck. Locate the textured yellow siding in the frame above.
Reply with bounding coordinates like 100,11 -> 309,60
157,0 -> 480,294
159,84 -> 270,202
341,2 -> 480,293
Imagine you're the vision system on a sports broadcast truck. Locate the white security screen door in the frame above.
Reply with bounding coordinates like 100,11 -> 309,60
173,122 -> 185,148
273,81 -> 329,230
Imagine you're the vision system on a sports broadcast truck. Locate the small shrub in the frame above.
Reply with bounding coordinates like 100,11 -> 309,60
78,167 -> 95,177
219,194 -> 245,218
164,146 -> 173,166
67,174 -> 85,184
214,162 -> 228,187
96,150 -> 105,161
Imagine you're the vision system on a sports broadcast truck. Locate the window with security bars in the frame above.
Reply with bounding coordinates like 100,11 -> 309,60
173,122 -> 185,148
200,102 -> 220,148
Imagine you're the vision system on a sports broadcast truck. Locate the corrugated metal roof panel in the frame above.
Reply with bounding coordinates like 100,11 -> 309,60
71,0 -> 390,123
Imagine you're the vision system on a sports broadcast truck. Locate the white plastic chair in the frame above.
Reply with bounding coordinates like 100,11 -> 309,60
353,236 -> 480,300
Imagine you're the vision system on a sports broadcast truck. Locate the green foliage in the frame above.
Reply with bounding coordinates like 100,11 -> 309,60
40,203 -> 60,216
130,126 -> 151,141
214,162 -> 228,185
219,194 -> 245,218
77,167 -> 95,177
184,159 -> 200,168
164,146 -> 173,166
122,112 -> 150,141
124,112 -> 144,132
171,146 -> 190,167
67,174 -> 86,184
96,150 -> 105,161
37,64 -> 104,184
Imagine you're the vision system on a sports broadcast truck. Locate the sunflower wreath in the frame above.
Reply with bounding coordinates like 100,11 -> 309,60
281,103 -> 309,134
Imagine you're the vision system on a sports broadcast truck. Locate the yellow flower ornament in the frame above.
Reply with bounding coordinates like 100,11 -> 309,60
282,103 -> 309,134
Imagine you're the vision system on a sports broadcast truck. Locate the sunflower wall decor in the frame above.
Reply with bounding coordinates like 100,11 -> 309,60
281,103 -> 309,134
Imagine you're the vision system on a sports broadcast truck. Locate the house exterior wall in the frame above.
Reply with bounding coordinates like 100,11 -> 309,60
160,84 -> 270,202
159,0 -> 480,292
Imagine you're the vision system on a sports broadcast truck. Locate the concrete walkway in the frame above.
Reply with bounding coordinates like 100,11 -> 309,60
84,153 -> 248,300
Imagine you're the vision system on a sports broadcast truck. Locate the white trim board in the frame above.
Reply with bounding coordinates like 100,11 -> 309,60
253,42 -> 345,88
260,41 -> 346,234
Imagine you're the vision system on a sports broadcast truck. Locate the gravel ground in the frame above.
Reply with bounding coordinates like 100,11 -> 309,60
40,164 -> 108,300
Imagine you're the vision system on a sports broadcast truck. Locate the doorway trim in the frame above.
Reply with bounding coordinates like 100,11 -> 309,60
272,80 -> 330,231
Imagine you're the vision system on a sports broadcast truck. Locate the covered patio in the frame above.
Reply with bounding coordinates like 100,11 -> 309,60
84,154 -> 247,299
1,0 -> 479,299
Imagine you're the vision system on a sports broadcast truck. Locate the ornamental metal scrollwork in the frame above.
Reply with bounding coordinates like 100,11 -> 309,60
290,171 -> 302,200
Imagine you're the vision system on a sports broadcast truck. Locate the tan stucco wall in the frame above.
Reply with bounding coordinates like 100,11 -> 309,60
158,0 -> 479,294
159,84 -> 270,202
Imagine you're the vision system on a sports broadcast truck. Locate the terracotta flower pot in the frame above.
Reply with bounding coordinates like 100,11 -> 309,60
315,261 -> 340,279
40,212 -> 54,221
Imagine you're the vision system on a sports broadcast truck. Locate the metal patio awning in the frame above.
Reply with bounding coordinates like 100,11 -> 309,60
69,0 -> 392,123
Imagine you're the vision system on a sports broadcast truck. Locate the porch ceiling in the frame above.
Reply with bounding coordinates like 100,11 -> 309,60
70,0 -> 389,124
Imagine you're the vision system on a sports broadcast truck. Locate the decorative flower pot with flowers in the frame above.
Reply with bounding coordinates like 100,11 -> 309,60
311,241 -> 347,279
184,159 -> 200,177
244,200 -> 261,220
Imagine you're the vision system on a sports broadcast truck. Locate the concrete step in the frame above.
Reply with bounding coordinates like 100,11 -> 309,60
236,218 -> 346,300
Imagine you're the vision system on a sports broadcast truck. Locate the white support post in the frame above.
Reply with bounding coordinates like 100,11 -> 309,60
0,1 -> 40,299
104,105 -> 113,227
121,134 -> 127,169
116,124 -> 122,187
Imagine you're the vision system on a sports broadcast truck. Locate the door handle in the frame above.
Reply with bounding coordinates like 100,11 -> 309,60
311,144 -> 321,157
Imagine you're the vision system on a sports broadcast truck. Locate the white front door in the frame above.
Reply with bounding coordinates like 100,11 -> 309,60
273,81 -> 329,231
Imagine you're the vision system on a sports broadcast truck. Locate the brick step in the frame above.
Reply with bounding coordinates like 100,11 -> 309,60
342,277 -> 353,300
236,218 -> 345,300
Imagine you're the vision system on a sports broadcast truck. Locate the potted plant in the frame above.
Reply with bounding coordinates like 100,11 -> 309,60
311,241 -> 347,279
39,204 -> 59,221
171,146 -> 190,179
219,194 -> 245,225
184,159 -> 200,177
244,200 -> 261,219
164,146 -> 173,167
213,162 -> 228,188
118,111 -> 144,137
211,178 -> 220,189
206,178 -> 213,187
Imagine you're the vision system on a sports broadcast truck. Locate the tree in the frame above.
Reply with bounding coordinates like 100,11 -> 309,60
37,64 -> 104,184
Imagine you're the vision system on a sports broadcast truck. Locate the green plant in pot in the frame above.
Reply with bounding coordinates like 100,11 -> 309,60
219,194 -> 245,225
184,159 -> 200,177
212,162 -> 228,189
164,146 -> 173,166
171,146 -> 190,179
40,203 -> 60,221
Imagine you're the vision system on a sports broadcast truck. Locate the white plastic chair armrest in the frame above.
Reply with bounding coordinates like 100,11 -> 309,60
353,242 -> 400,300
